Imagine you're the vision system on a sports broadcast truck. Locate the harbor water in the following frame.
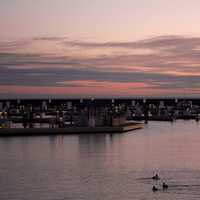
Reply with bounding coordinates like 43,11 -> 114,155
1,121 -> 200,200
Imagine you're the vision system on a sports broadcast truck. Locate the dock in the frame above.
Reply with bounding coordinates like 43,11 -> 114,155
0,123 -> 143,136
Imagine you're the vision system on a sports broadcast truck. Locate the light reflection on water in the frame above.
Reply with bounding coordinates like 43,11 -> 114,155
0,121 -> 200,199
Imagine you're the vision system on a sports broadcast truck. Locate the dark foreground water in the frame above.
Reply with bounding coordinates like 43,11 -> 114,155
1,121 -> 200,200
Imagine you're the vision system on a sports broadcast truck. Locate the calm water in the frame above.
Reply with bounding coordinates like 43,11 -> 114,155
1,121 -> 200,200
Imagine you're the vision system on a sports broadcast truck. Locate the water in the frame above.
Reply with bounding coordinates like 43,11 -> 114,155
1,121 -> 200,200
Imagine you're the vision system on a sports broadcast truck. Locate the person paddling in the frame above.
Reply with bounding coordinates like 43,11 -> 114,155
152,174 -> 160,180
162,182 -> 168,190
152,185 -> 158,191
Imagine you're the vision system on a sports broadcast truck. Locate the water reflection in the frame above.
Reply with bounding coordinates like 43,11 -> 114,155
78,134 -> 107,156
1,121 -> 200,199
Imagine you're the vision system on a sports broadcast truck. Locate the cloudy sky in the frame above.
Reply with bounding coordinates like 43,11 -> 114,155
1,0 -> 200,98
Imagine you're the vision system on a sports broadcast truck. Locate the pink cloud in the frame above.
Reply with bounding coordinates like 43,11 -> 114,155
1,80 -> 200,97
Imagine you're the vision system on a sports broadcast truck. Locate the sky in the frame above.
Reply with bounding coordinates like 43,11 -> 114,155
1,0 -> 200,98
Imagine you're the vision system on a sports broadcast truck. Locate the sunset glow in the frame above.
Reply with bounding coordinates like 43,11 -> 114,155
1,0 -> 200,97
